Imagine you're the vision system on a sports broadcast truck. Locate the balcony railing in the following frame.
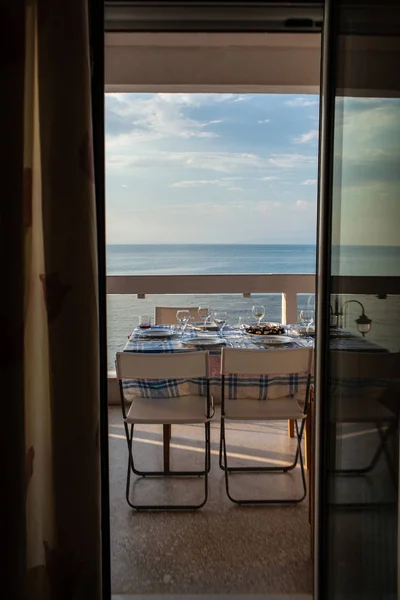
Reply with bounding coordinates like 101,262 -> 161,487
106,273 -> 316,324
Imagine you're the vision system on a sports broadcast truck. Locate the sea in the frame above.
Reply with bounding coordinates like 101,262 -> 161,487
106,244 -> 400,369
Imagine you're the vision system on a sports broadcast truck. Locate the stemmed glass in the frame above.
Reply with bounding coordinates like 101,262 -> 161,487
213,311 -> 228,337
176,309 -> 190,334
300,309 -> 314,337
252,304 -> 265,326
198,306 -> 211,332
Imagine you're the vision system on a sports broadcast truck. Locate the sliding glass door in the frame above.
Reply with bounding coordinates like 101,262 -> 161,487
315,1 -> 400,598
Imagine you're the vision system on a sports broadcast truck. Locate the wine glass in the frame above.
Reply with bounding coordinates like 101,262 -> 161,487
213,311 -> 228,337
252,304 -> 265,326
176,309 -> 190,333
237,316 -> 247,331
300,309 -> 314,336
198,306 -> 211,332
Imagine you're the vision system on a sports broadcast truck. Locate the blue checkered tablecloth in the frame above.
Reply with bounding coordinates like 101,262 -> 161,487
120,326 -> 385,401
122,326 -> 310,401
124,325 -> 302,354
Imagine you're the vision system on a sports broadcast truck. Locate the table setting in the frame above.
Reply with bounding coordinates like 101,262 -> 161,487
126,304 -> 314,352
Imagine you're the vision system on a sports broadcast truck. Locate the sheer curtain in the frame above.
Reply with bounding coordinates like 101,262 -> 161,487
4,1 -> 103,598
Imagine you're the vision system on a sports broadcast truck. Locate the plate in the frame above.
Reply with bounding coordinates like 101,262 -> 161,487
135,328 -> 176,339
191,322 -> 219,331
250,335 -> 293,345
181,336 -> 224,347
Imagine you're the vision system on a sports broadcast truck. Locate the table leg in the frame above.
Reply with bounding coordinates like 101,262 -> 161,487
163,424 -> 171,472
288,419 -> 295,438
305,414 -> 312,471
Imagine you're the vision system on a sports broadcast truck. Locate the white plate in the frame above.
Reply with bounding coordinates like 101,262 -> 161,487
181,336 -> 224,347
135,328 -> 176,339
250,335 -> 293,345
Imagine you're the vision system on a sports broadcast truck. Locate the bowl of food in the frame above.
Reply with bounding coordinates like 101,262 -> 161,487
243,322 -> 286,337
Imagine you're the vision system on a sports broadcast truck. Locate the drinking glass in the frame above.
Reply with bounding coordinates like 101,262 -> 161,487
198,306 -> 211,332
252,304 -> 265,326
213,311 -> 228,337
300,309 -> 314,335
176,309 -> 190,333
237,316 -> 247,331
139,315 -> 151,329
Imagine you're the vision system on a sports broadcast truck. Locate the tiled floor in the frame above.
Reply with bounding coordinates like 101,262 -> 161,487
108,407 -> 312,596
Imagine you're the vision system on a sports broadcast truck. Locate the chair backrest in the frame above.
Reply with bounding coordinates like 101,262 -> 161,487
116,350 -> 208,380
221,347 -> 313,376
154,306 -> 200,325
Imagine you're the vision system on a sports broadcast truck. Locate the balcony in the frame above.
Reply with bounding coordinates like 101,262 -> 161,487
106,271 -> 400,594
107,271 -> 315,594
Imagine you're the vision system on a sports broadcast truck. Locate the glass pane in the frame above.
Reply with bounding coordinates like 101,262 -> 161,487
319,1 -> 400,598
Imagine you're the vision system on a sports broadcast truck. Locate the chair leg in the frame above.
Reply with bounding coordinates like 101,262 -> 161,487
125,422 -> 210,511
335,421 -> 397,479
330,421 -> 398,509
128,423 -> 209,478
219,421 -> 299,474
221,417 -> 307,505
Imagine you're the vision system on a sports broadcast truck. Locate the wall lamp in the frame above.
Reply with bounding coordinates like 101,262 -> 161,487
330,298 -> 372,336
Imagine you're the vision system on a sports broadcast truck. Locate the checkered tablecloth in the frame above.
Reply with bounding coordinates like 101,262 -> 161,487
120,326 -> 387,403
122,326 -> 309,401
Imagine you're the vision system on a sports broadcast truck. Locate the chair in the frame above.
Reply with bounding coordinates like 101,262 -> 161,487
330,351 -> 399,485
219,346 -> 313,505
116,350 -> 213,510
154,306 -> 200,325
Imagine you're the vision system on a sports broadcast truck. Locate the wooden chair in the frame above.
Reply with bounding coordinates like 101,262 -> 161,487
116,351 -> 213,510
220,346 -> 313,505
154,306 -> 200,325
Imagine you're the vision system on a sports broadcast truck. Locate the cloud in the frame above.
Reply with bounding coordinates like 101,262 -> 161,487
107,151 -> 316,174
301,179 -> 317,185
295,200 -> 309,210
267,154 -> 315,168
256,200 -> 283,213
258,119 -> 270,124
337,98 -> 400,185
105,93 -> 224,143
232,96 -> 251,103
170,179 -> 245,191
286,97 -> 319,107
259,176 -> 279,181
121,184 -> 128,188
294,129 -> 319,143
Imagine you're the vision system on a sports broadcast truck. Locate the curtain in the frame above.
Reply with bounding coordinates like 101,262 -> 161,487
3,1 -> 102,598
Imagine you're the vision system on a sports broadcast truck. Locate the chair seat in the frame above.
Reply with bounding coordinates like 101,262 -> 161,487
224,397 -> 305,421
333,395 -> 396,423
125,395 -> 209,424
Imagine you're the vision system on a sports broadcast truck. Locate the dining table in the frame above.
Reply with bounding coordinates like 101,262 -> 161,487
122,324 -> 384,472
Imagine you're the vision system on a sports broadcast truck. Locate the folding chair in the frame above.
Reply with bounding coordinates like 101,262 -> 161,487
330,351 -> 399,486
220,347 -> 313,505
154,306 -> 200,325
116,351 -> 213,510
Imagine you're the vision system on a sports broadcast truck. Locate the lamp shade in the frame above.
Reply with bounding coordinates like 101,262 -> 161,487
356,313 -> 372,336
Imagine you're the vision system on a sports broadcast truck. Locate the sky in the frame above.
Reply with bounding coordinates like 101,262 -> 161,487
331,97 -> 400,247
105,93 -> 319,244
